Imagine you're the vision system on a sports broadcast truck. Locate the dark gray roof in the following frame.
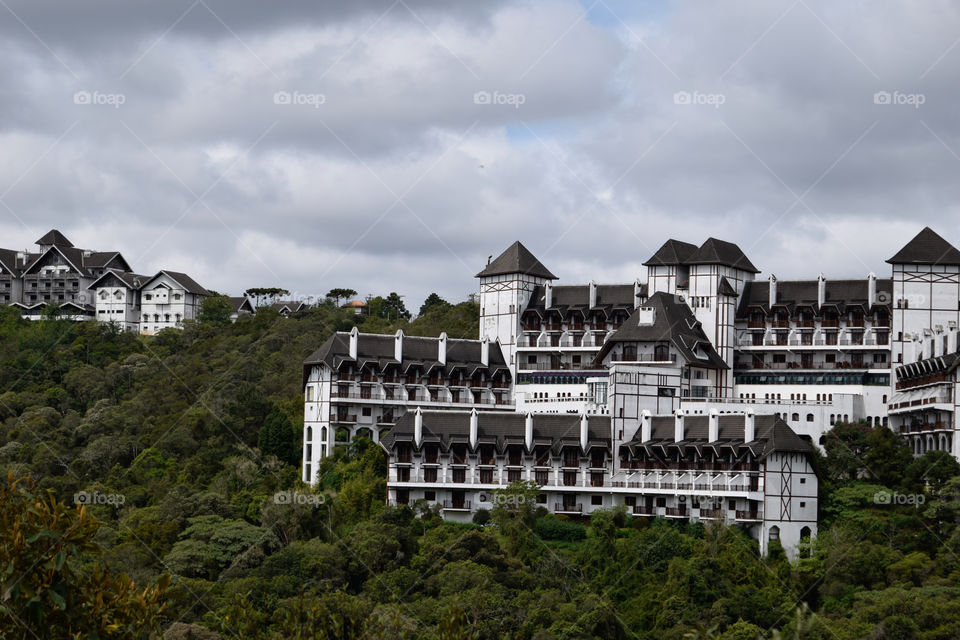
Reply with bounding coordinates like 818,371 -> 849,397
597,291 -> 728,369
895,352 -> 960,383
147,271 -> 209,295
229,297 -> 255,314
304,331 -> 511,383
380,410 -> 610,453
737,278 -> 892,315
476,241 -> 557,280
643,239 -> 699,267
887,227 -> 960,266
717,276 -> 738,297
625,413 -> 813,460
35,229 -> 73,247
523,283 -> 643,316
86,269 -> 149,290
685,238 -> 759,273
0,249 -> 21,275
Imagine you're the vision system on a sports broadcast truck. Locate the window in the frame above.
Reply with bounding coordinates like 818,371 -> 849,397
806,414 -> 814,422
591,495 -> 603,506
773,353 -> 786,363
362,407 -> 372,417
799,501 -> 806,508
791,413 -> 799,421
800,478 -> 806,484
424,491 -> 436,501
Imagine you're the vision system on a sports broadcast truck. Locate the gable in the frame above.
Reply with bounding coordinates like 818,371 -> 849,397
23,247 -> 82,275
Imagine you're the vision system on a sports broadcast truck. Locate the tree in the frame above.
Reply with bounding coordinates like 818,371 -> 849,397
326,288 -> 358,307
0,473 -> 168,637
198,294 -> 233,326
418,293 -> 451,317
244,288 -> 291,307
385,292 -> 411,320
258,407 -> 296,464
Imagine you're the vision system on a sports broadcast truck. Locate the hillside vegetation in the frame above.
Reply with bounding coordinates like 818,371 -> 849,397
1,301 -> 960,639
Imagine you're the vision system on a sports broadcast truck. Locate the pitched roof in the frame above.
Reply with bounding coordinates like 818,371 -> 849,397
303,331 -> 511,385
886,227 -> 960,266
229,297 -> 255,314
895,352 -> 960,384
625,413 -> 813,460
596,291 -> 728,369
86,269 -> 149,290
523,283 -> 643,316
380,410 -> 610,453
35,229 -> 73,247
685,238 -> 759,273
476,241 -> 557,280
143,271 -> 209,295
643,239 -> 699,267
0,249 -> 21,275
717,276 -> 738,297
736,277 -> 892,315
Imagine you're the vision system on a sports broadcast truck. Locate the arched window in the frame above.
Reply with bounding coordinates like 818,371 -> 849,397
114,291 -> 122,299
806,414 -> 814,422
306,426 -> 312,441
791,413 -> 799,421
164,314 -> 170,322
768,525 -> 780,541
175,313 -> 181,322
143,314 -> 149,321
99,291 -> 108,300
153,314 -> 159,321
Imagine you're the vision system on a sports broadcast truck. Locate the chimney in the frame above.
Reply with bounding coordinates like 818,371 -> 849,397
525,413 -> 534,451
674,409 -> 685,443
868,272 -> 877,308
394,329 -> 404,362
634,279 -> 644,309
817,273 -> 826,309
708,408 -> 719,443
641,410 -> 652,442
349,326 -> 359,360
481,337 -> 489,366
545,282 -> 553,309
580,414 -> 589,452
438,332 -> 447,365
744,409 -> 755,443
768,274 -> 777,308
469,408 -> 478,449
414,407 -> 423,447
589,281 -> 597,309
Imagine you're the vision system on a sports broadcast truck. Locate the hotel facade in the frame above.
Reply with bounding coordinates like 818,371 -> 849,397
302,226 -> 960,558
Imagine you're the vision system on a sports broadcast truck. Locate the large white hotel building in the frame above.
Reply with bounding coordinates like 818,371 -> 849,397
302,226 -> 960,557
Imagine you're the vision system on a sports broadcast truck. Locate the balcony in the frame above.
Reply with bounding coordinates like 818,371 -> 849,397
697,508 -> 723,519
736,510 -> 761,521
611,352 -> 675,363
442,500 -> 471,511
632,505 -> 655,516
330,413 -> 357,424
554,503 -> 583,514
665,506 -> 687,517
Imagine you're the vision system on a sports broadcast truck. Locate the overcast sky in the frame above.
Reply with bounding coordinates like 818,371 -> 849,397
2,0 -> 959,308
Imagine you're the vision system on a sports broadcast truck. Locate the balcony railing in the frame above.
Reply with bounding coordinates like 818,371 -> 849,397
442,500 -> 471,510
555,503 -> 583,514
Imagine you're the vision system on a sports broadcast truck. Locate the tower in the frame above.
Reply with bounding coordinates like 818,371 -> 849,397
887,227 -> 960,382
476,241 -> 556,371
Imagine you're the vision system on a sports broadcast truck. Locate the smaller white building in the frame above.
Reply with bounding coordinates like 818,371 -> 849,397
138,271 -> 209,335
88,269 -> 148,331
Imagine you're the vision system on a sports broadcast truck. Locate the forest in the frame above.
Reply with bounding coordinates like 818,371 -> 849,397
1,297 -> 960,639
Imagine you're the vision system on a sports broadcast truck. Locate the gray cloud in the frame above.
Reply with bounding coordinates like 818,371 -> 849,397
2,0 -> 960,311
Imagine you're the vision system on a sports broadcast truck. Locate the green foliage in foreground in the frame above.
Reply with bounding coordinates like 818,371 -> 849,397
0,303 -> 959,637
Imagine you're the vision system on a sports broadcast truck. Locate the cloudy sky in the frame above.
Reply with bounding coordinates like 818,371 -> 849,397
2,0 -> 959,308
